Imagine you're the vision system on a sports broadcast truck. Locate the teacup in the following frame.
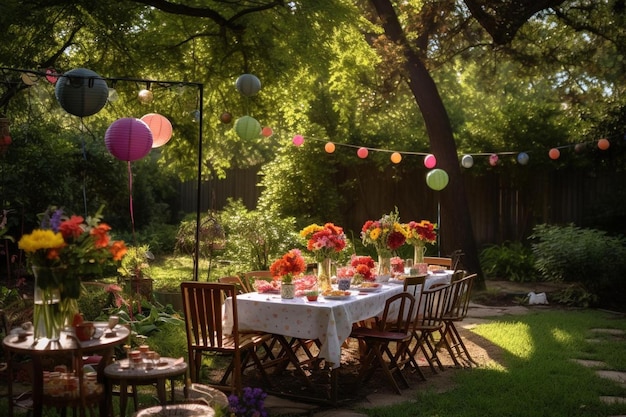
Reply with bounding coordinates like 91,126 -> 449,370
75,321 -> 95,341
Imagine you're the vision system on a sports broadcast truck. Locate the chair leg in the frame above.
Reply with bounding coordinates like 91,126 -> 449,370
447,321 -> 478,366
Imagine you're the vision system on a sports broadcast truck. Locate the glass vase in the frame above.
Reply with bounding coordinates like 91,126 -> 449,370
32,266 -> 64,341
377,253 -> 391,279
317,258 -> 333,293
413,245 -> 428,275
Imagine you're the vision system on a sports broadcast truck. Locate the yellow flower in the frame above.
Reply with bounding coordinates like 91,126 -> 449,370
18,229 -> 64,253
369,228 -> 381,241
299,224 -> 323,238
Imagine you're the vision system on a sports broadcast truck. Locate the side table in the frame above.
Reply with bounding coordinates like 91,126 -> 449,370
104,357 -> 188,417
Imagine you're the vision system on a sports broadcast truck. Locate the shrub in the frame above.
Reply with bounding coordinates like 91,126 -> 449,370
530,223 -> 626,308
479,241 -> 538,282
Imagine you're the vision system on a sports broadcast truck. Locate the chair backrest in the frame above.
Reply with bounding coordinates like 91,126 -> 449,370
218,276 -> 251,294
403,275 -> 427,297
243,270 -> 272,291
451,269 -> 467,282
444,273 -> 477,320
377,292 -> 416,334
415,283 -> 452,328
181,282 -> 238,349
423,256 -> 452,269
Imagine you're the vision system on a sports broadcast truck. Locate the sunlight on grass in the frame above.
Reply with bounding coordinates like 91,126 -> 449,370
473,321 -> 535,359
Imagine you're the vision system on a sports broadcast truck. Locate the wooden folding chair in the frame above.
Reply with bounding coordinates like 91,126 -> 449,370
243,270 -> 272,292
218,275 -> 252,294
423,256 -> 453,269
350,292 -> 416,395
180,282 -> 273,395
439,273 -> 478,367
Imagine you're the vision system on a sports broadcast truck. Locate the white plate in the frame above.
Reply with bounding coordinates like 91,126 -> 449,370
323,294 -> 353,300
352,284 -> 382,292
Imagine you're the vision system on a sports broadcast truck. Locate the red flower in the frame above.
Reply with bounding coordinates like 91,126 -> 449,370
91,223 -> 112,248
270,249 -> 306,282
59,215 -> 85,239
386,231 -> 406,250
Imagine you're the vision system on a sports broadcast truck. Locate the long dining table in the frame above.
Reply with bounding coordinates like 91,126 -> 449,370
222,271 -> 453,402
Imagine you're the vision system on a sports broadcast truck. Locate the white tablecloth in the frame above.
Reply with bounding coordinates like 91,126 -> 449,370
223,271 -> 452,368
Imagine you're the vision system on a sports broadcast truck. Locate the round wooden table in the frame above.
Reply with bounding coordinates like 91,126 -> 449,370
134,403 -> 215,417
2,323 -> 130,417
105,357 -> 188,417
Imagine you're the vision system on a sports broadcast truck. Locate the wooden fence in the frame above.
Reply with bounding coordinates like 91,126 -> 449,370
179,166 -> 626,247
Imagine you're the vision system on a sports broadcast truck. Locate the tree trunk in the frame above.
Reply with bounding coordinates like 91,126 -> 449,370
369,0 -> 484,288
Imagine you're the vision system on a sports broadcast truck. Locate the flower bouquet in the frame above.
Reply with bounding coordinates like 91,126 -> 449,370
361,208 -> 407,277
269,249 -> 306,299
18,206 -> 127,340
350,255 -> 375,283
300,222 -> 347,292
404,220 -> 437,270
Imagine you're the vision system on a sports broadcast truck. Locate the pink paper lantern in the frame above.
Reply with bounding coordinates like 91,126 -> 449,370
105,118 -> 153,161
357,147 -> 369,159
261,127 -> 273,137
292,135 -> 304,146
141,113 -> 173,148
489,154 -> 499,166
424,154 -> 437,168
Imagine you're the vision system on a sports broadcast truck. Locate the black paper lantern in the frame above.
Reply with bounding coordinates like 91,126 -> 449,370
55,68 -> 109,117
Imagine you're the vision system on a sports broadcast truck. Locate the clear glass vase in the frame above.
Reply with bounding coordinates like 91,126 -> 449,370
377,253 -> 391,278
32,266 -> 64,341
413,245 -> 428,275
317,258 -> 333,293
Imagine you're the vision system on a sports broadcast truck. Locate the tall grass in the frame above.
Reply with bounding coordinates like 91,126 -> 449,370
361,310 -> 626,417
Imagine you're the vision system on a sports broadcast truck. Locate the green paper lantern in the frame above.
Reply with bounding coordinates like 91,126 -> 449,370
426,169 -> 449,191
234,116 -> 261,140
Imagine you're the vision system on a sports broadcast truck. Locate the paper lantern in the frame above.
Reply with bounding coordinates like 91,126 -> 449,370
107,88 -> 119,102
489,154 -> 499,166
517,152 -> 529,165
548,148 -> 560,160
220,112 -> 232,124
138,89 -> 154,104
325,142 -> 336,153
21,72 -> 38,86
598,138 -> 610,150
46,68 -> 58,84
357,147 -> 369,159
235,74 -> 261,96
140,113 -> 173,148
234,116 -> 261,140
261,127 -> 273,137
55,68 -> 108,117
105,118 -> 153,161
424,154 -> 437,169
461,154 -> 473,168
292,134 -> 304,146
390,152 -> 402,164
426,169 -> 449,191
574,143 -> 586,153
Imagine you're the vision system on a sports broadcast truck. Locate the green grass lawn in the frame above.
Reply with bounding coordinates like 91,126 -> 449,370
359,309 -> 626,417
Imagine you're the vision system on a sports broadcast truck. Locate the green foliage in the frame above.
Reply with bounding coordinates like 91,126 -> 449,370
479,241 -> 538,282
530,223 -> 626,307
118,245 -> 153,280
218,199 -> 301,271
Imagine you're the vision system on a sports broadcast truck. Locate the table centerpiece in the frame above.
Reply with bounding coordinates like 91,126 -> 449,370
269,248 -> 306,299
361,208 -> 407,279
299,222 -> 347,293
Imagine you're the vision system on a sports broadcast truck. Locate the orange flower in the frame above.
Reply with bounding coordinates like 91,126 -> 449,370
91,223 -> 112,248
59,215 -> 85,239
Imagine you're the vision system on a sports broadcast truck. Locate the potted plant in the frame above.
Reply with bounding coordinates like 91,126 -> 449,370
304,290 -> 319,302
118,245 -> 154,299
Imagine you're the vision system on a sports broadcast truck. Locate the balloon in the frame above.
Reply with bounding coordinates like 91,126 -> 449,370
390,152 -> 402,164
105,118 -> 153,161
424,154 -> 437,168
489,154 -> 499,166
235,74 -> 262,96
598,138 -> 610,150
21,72 -> 38,86
220,112 -> 232,124
138,89 -> 154,104
461,154 -> 474,168
234,116 -> 261,140
549,148 -> 560,160
426,169 -> 449,191
325,142 -> 336,153
357,147 -> 369,159
292,134 -> 304,146
54,68 -> 108,117
517,152 -> 529,165
140,113 -> 173,148
261,127 -> 273,137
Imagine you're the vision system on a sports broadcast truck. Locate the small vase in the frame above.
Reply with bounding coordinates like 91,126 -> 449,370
413,245 -> 429,275
281,283 -> 295,299
377,253 -> 391,278
337,277 -> 352,291
32,266 -> 64,341
317,258 -> 333,293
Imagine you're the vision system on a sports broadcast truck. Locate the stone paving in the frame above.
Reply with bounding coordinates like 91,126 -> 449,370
263,291 -> 626,417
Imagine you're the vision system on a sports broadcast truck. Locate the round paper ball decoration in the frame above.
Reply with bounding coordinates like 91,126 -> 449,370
574,143 -> 586,153
138,89 -> 154,104
140,113 -> 173,148
517,152 -> 529,165
598,138 -> 610,150
105,118 -> 153,162
220,112 -> 232,124
357,147 -> 369,159
235,74 -> 262,96
234,116 -> 261,140
55,68 -> 108,117
325,142 -> 336,153
46,68 -> 58,84
424,154 -> 437,169
261,127 -> 273,137
292,134 -> 304,146
426,169 -> 449,191
461,154 -> 474,168
548,148 -> 560,160
390,152 -> 402,164
489,153 -> 499,166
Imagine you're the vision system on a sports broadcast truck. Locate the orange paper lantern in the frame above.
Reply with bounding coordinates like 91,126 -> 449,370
390,152 -> 402,164
548,148 -> 560,160
141,113 -> 173,148
325,142 -> 336,153
598,138 -> 610,150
